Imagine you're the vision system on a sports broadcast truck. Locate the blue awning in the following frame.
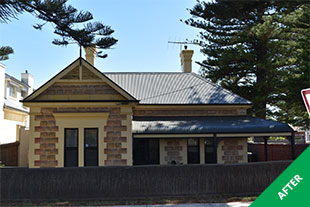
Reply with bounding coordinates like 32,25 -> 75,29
132,116 -> 293,135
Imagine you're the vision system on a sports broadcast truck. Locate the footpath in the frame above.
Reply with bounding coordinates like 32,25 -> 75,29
99,202 -> 252,207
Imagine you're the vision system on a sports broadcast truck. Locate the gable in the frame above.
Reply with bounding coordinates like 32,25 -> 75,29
35,82 -> 126,101
60,65 -> 101,80
23,58 -> 137,102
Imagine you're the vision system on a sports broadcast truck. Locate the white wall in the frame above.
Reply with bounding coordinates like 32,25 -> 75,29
0,119 -> 19,144
0,63 -> 5,120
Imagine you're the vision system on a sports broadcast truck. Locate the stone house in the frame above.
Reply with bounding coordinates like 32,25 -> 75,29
22,48 -> 294,168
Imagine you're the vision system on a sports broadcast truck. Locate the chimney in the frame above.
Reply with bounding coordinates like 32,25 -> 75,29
21,70 -> 34,95
180,46 -> 194,73
84,46 -> 97,66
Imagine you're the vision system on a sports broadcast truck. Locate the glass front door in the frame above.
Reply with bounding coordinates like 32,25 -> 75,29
187,138 -> 200,164
205,137 -> 217,164
84,128 -> 98,166
64,128 -> 78,167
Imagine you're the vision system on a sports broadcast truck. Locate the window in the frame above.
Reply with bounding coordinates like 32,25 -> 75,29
9,85 -> 16,98
133,139 -> 159,165
187,138 -> 200,164
84,128 -> 98,166
64,128 -> 78,167
205,138 -> 217,164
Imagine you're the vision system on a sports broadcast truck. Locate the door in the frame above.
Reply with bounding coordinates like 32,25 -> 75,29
84,128 -> 98,166
187,138 -> 200,164
64,128 -> 78,167
205,137 -> 217,163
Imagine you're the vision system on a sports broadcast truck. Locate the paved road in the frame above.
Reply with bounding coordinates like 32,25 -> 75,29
100,202 -> 252,207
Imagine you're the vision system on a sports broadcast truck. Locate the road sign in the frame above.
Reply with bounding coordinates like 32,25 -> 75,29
301,88 -> 310,116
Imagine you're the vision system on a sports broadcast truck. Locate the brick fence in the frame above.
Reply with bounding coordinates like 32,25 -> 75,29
248,143 -> 309,162
1,161 -> 291,201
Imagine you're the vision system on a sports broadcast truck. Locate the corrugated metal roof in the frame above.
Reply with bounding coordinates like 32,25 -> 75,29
105,73 -> 251,105
132,116 -> 293,134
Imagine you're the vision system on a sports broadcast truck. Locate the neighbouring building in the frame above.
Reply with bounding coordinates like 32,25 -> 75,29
0,63 -> 33,144
0,63 -> 34,166
22,47 -> 294,168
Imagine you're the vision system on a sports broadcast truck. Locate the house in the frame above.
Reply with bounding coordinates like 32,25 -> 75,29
22,47 -> 294,168
0,63 -> 33,166
0,63 -> 33,144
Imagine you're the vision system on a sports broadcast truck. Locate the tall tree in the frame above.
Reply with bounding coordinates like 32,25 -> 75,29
272,4 -> 310,129
184,0 -> 306,122
0,0 -> 117,60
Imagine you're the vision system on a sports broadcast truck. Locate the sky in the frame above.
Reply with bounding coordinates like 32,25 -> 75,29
0,0 -> 206,88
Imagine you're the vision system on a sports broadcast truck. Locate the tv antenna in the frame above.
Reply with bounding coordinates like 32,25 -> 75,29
168,40 -> 199,50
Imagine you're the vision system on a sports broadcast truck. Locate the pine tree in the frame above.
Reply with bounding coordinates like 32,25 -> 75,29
0,0 -> 22,60
184,0 -> 304,120
0,0 -> 117,60
272,4 -> 310,128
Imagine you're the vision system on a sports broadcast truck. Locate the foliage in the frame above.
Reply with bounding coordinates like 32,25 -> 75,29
0,0 -> 117,60
269,137 -> 287,141
0,46 -> 14,61
272,4 -> 310,129
185,0 -> 309,127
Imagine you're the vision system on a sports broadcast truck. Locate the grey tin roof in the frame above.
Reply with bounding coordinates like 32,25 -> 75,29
105,73 -> 251,105
132,116 -> 293,134
5,73 -> 29,88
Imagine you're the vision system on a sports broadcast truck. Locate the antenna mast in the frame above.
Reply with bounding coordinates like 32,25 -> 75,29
168,41 -> 188,50
168,40 -> 199,50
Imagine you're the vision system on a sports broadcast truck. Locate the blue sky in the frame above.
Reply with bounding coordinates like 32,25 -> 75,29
0,0 -> 205,88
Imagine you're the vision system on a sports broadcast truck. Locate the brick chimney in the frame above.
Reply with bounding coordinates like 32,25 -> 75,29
180,46 -> 194,73
84,46 -> 97,66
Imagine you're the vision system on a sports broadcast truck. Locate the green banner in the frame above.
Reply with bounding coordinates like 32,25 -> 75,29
250,146 -> 310,206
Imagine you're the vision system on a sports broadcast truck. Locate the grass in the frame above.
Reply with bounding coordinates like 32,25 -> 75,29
0,195 -> 258,206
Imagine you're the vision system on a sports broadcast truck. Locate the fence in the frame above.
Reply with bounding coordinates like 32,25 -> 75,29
0,161 -> 291,201
0,141 -> 19,166
248,143 -> 309,161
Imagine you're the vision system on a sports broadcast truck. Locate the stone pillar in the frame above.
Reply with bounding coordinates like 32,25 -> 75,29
104,107 -> 130,166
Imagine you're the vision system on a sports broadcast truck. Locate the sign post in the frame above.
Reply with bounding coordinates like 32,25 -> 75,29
301,88 -> 310,116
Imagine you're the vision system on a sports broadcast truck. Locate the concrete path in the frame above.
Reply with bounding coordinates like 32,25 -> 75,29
101,202 -> 252,207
